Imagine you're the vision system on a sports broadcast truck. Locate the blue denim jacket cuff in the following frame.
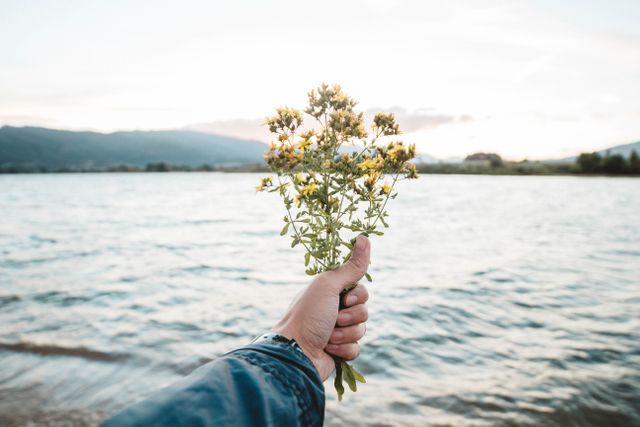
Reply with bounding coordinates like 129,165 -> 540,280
227,336 -> 326,426
233,334 -> 322,385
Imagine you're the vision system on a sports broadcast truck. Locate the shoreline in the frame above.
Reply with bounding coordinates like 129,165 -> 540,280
0,169 -> 638,177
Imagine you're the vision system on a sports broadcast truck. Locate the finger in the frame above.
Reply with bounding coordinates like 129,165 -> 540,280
342,283 -> 369,307
336,304 -> 368,327
324,235 -> 370,293
325,342 -> 360,361
330,323 -> 366,344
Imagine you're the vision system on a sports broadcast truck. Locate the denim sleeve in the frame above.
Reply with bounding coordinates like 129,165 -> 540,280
101,338 -> 325,427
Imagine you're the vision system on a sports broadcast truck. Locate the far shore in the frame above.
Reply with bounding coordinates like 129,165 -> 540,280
1,162 -> 639,177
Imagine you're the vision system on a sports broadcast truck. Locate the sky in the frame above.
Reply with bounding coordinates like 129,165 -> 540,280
1,0 -> 639,159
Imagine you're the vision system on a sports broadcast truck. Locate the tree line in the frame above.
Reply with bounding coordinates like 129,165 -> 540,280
1,151 -> 639,176
414,150 -> 640,176
576,150 -> 640,175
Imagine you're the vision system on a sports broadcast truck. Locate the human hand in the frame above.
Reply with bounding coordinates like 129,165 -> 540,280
272,235 -> 371,381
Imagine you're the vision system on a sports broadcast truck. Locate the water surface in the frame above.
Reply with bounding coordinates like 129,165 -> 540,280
0,173 -> 639,426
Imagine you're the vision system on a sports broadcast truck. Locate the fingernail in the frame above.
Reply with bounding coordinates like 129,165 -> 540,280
327,344 -> 339,351
346,295 -> 357,306
338,312 -> 351,324
332,330 -> 344,341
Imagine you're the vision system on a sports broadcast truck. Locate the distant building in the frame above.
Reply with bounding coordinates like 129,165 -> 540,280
464,152 -> 503,168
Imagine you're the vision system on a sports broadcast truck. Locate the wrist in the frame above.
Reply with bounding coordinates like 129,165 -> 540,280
252,332 -> 304,354
271,325 -> 322,375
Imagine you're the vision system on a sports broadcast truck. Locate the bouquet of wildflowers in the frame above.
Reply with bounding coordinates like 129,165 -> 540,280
257,83 -> 417,400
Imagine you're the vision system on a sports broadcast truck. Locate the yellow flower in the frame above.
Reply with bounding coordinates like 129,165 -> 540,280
301,183 -> 318,196
298,139 -> 311,152
381,182 -> 392,194
387,144 -> 404,160
294,172 -> 305,184
328,196 -> 340,211
405,162 -> 418,179
256,176 -> 272,192
364,171 -> 380,190
358,156 -> 383,172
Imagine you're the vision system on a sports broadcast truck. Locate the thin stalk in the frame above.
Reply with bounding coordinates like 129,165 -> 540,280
369,173 -> 399,229
277,176 -> 329,270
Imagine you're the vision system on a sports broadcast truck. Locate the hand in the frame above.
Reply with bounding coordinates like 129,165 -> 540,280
272,235 -> 371,381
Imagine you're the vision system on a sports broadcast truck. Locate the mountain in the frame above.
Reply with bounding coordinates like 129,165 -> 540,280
595,141 -> 640,158
0,126 -> 267,170
413,153 -> 440,164
546,141 -> 640,163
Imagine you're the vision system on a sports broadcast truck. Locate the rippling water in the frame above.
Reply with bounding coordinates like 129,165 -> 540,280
0,173 -> 639,426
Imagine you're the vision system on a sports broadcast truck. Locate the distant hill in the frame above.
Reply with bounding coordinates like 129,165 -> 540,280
0,126 -> 267,170
595,141 -> 640,158
546,141 -> 640,163
2,125 -> 637,171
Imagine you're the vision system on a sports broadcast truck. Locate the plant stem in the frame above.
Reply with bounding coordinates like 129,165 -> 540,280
369,173 -> 399,229
277,176 -> 329,270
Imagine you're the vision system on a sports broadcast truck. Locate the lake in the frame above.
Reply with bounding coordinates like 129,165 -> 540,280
0,173 -> 639,426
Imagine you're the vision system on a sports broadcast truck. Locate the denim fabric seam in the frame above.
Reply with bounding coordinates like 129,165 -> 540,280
234,351 -> 312,426
227,342 -> 322,385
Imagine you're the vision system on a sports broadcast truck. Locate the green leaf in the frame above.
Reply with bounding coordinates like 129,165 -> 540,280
334,362 -> 345,402
304,252 -> 311,266
280,223 -> 290,236
365,272 -> 372,282
350,364 -> 367,384
342,362 -> 357,392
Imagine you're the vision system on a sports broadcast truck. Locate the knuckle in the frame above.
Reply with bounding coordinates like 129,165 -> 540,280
357,284 -> 369,300
357,305 -> 368,322
347,264 -> 364,280
347,344 -> 360,360
356,323 -> 366,339
347,257 -> 367,277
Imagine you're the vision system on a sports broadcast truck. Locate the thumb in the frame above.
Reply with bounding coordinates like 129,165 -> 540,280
328,235 -> 371,293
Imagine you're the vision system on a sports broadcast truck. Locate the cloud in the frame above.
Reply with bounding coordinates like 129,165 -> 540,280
0,114 -> 57,127
364,107 -> 473,133
185,108 -> 473,142
185,118 -> 269,142
110,106 -> 178,112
